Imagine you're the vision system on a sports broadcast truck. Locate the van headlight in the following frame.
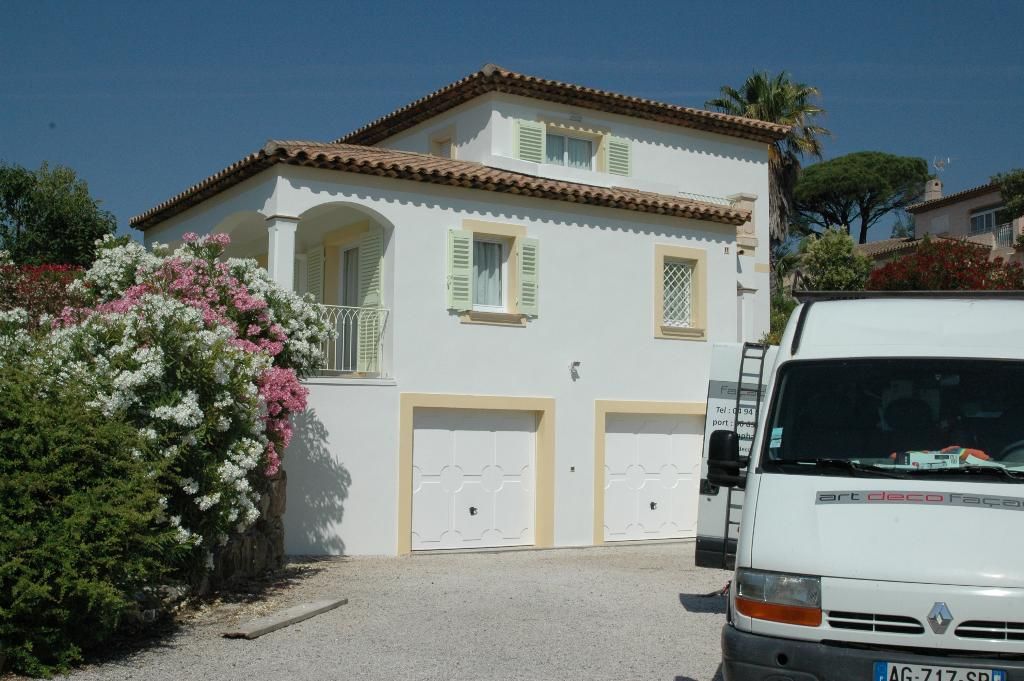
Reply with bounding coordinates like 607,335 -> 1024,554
735,569 -> 822,627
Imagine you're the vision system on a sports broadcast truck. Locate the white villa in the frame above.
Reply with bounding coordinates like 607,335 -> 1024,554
131,64 -> 784,556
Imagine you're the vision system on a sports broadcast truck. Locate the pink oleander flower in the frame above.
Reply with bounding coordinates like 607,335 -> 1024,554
258,366 -> 307,474
264,441 -> 281,477
37,230 -> 331,559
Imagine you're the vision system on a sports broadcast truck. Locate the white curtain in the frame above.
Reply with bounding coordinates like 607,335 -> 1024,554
473,241 -> 502,307
545,133 -> 565,165
567,137 -> 592,170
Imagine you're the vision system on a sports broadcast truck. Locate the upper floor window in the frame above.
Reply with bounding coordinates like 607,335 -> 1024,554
545,133 -> 593,170
472,238 -> 507,311
663,259 -> 695,328
447,223 -> 539,324
970,206 -> 1004,234
653,244 -> 706,341
514,119 -> 631,176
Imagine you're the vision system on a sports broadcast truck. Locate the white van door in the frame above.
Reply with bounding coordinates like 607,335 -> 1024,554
695,342 -> 778,569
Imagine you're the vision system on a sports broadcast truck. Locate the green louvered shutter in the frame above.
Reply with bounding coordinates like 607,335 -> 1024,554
447,229 -> 473,312
514,120 -> 546,164
306,247 -> 324,303
607,136 -> 632,176
358,226 -> 384,307
517,237 -> 539,316
357,225 -> 384,372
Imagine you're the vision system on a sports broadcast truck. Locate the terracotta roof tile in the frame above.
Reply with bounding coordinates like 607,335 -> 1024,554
130,141 -> 751,230
335,64 -> 790,147
853,237 -> 923,258
906,181 -> 999,213
854,235 -> 989,259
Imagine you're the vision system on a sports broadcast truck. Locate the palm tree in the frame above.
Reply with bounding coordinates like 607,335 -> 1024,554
706,72 -> 830,244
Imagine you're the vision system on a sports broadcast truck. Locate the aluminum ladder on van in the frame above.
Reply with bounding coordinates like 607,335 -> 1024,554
719,342 -> 769,569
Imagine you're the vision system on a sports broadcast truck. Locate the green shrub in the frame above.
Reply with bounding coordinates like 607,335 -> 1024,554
761,293 -> 797,346
799,228 -> 871,291
0,366 -> 181,677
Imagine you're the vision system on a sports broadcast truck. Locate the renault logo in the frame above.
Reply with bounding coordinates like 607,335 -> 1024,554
927,602 -> 953,634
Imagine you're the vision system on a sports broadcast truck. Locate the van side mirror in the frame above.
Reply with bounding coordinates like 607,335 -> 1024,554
707,430 -> 745,489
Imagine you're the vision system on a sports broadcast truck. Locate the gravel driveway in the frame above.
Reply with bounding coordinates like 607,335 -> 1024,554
61,542 -> 729,681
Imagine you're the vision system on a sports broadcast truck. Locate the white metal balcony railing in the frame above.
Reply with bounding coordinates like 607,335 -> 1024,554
972,222 -> 1016,248
995,222 -> 1015,248
315,305 -> 389,376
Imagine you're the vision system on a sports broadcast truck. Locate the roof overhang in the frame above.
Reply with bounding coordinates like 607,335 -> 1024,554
130,141 -> 752,231
906,182 -> 999,214
335,64 -> 791,147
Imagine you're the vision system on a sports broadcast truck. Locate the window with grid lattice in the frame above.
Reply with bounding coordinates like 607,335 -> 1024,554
662,259 -> 694,327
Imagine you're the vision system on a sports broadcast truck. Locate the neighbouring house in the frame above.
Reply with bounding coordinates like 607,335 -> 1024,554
853,234 -> 990,269
854,177 -> 1022,268
130,64 -> 782,556
905,177 -> 1024,260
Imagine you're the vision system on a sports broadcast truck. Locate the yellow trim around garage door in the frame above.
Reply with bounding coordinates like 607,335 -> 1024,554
398,393 -> 556,555
592,400 -> 707,546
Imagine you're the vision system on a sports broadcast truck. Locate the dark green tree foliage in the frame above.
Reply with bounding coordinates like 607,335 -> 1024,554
889,210 -> 915,238
993,168 -> 1024,223
0,367 -> 179,677
794,152 -> 930,244
0,162 -> 116,266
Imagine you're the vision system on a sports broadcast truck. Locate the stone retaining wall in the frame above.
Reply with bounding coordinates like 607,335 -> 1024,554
208,469 -> 287,589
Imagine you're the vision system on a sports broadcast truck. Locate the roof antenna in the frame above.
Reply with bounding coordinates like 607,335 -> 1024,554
932,157 -> 952,174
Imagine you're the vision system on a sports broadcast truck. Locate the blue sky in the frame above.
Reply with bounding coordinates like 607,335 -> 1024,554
2,0 -> 1021,242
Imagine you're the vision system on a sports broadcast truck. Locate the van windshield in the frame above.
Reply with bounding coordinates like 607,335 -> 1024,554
762,358 -> 1024,480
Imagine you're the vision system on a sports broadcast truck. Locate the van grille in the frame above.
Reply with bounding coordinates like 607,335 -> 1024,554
828,611 -> 925,634
955,621 -> 1024,641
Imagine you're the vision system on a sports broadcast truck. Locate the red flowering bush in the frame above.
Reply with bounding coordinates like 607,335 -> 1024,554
867,237 -> 1024,290
0,252 -> 82,326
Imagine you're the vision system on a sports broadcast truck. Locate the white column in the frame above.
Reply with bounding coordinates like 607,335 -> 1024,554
265,215 -> 299,290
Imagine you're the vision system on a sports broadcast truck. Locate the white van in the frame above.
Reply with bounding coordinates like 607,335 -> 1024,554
704,293 -> 1024,681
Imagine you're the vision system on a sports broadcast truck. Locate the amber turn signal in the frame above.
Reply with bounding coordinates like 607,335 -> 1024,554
735,596 -> 823,627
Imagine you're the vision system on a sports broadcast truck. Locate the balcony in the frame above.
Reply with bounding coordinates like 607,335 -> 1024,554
996,223 -> 1015,248
970,222 -> 1016,249
315,305 -> 390,377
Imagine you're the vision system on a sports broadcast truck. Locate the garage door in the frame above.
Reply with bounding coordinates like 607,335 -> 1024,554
603,413 -> 704,542
412,408 -> 536,550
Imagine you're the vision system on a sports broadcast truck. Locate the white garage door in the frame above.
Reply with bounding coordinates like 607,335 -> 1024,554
604,413 -> 704,542
412,408 -> 536,550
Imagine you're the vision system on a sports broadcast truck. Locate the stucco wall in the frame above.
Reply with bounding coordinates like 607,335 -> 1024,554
374,95 -> 771,251
142,154 -> 771,555
367,94 -> 771,337
373,95 -> 496,164
917,188 -> 1022,240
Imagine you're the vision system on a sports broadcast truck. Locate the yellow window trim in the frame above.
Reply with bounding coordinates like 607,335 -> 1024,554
653,243 -> 708,341
536,118 -> 608,173
459,310 -> 527,327
429,124 -> 456,159
397,393 -> 556,555
459,219 -> 530,322
592,399 -> 707,545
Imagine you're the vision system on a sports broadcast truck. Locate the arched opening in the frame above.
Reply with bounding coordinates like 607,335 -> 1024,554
295,202 -> 396,378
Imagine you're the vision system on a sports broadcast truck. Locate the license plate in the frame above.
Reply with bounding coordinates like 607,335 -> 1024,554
874,662 -> 1007,681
